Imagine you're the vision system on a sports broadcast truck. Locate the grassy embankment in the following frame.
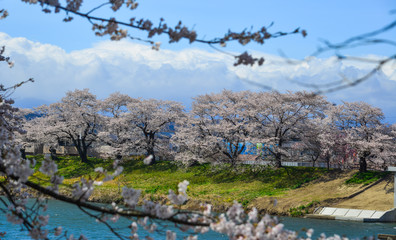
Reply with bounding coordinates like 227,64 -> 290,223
27,155 -> 390,215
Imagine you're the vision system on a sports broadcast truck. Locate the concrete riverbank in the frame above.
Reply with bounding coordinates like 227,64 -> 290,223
306,207 -> 396,222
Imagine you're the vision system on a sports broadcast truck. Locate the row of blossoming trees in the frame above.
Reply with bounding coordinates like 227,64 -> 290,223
2,85 -> 321,240
1,59 -> 393,238
2,48 -> 334,240
19,88 -> 396,173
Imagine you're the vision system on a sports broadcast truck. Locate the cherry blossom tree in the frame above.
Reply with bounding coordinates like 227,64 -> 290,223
28,89 -> 102,163
296,115 -> 348,169
328,101 -> 395,172
173,90 -> 252,166
98,92 -> 135,159
13,108 -> 36,159
122,98 -> 185,163
292,119 -> 323,167
247,91 -> 329,168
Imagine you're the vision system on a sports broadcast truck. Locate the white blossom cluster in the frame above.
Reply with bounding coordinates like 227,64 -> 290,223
92,18 -> 128,41
66,0 -> 82,12
72,178 -> 94,201
211,202 -> 297,240
39,154 -> 58,175
49,174 -> 64,192
121,186 -> 141,208
142,200 -> 174,219
92,165 -> 124,186
0,95 -> 34,184
21,0 -> 39,4
168,180 -> 189,205
6,206 -> 24,225
234,51 -> 265,66
28,227 -> 49,240
110,0 -> 138,11
143,155 -> 153,165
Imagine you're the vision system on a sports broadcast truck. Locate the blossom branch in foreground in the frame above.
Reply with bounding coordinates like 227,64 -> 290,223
279,19 -> 396,94
20,0 -> 306,66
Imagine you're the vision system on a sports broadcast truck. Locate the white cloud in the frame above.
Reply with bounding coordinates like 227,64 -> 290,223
1,32 -> 395,121
0,33 -> 245,106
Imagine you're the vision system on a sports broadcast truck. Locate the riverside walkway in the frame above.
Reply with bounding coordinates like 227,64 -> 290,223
306,207 -> 396,222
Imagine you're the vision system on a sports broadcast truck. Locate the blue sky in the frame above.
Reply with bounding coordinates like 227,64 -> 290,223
2,0 -> 394,56
0,0 -> 395,121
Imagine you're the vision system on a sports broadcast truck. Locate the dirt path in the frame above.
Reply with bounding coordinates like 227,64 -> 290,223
251,170 -> 394,215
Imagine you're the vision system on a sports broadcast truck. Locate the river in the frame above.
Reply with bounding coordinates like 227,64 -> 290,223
1,200 -> 396,239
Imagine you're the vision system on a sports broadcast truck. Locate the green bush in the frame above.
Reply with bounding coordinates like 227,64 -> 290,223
289,200 -> 320,217
345,171 -> 389,185
27,155 -> 113,178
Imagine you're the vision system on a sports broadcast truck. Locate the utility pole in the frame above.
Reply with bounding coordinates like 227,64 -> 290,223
387,166 -> 396,208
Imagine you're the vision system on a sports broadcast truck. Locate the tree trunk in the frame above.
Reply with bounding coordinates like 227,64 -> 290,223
49,146 -> 58,160
76,146 -> 89,163
359,151 -> 370,173
325,154 -> 330,170
79,151 -> 89,163
71,137 -> 89,163
145,134 -> 156,164
312,154 -> 319,167
274,152 -> 282,168
359,157 -> 367,172
230,156 -> 237,167
359,155 -> 367,172
274,138 -> 283,168
20,148 -> 26,160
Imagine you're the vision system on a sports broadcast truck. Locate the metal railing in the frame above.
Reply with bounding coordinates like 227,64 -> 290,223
242,160 -> 340,169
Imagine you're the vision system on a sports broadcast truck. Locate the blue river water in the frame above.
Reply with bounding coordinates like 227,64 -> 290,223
1,199 -> 396,239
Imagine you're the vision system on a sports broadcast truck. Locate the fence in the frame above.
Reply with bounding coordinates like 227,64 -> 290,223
242,160 -> 340,169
